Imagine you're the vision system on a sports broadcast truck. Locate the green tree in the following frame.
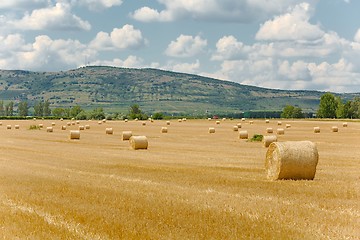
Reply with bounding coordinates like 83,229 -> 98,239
43,99 -> 51,116
52,108 -> 66,118
5,102 -> 14,116
317,93 -> 337,118
0,101 -> 4,116
335,96 -> 344,118
281,105 -> 303,118
70,106 -> 83,118
153,112 -> 164,120
34,101 -> 44,117
129,104 -> 147,120
18,101 -> 29,116
89,108 -> 105,120
349,97 -> 360,118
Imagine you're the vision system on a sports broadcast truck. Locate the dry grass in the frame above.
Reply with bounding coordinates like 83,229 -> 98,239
0,119 -> 359,239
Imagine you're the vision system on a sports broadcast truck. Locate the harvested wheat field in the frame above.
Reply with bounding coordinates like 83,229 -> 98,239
0,119 -> 359,239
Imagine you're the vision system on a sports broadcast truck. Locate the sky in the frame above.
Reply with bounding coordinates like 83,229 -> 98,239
1,0 -> 360,93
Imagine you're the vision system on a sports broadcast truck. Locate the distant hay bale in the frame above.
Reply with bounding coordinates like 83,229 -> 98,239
277,128 -> 285,135
71,118 -> 75,121
241,118 -> 246,121
85,125 -> 90,129
122,131 -> 132,141
207,118 -> 212,121
265,119 -> 270,123
105,128 -> 113,135
161,127 -> 168,133
249,121 -> 254,125
51,122 -> 56,126
233,126 -> 239,131
216,121 -> 220,125
222,118 -> 226,121
76,120 -> 80,124
60,118 -> 63,121
129,136 -> 148,150
286,124 -> 291,128
209,127 -> 216,133
277,121 -> 282,126
332,126 -> 338,132
178,119 -> 182,122
263,135 -> 277,148
33,118 -> 36,121
313,127 -> 320,133
14,125 -> 20,129
6,125 -> 11,129
166,121 -> 171,125
79,126 -> 85,131
266,128 -> 273,133
343,122 -> 348,127
239,130 -> 248,139
102,119 -> 106,123
237,123 -> 242,128
142,121 -> 146,126
69,130 -> 80,140
38,124 -> 43,128
265,141 -> 319,180
135,118 -> 139,121
71,122 -> 76,126
46,127 -> 53,132
98,121 -> 102,125
61,126 -> 67,130
182,118 -> 187,121
0,122 -> 2,126
124,119 -> 128,122
67,122 -> 71,126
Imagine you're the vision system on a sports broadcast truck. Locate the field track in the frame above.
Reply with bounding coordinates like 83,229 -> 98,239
1,119 -> 359,239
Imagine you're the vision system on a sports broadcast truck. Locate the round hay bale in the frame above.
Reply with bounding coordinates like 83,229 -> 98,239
277,128 -> 285,135
239,130 -> 248,139
277,121 -> 282,126
249,121 -> 254,125
98,121 -> 102,125
105,128 -> 113,135
67,122 -> 71,126
207,118 -> 212,121
313,127 -> 320,133
102,119 -> 106,123
233,126 -> 239,131
182,118 -> 187,122
332,126 -> 338,132
38,124 -> 43,128
124,119 -> 128,122
69,130 -> 80,140
60,118 -> 63,121
343,122 -> 348,127
61,125 -> 67,130
286,124 -> 291,129
161,127 -> 168,133
79,126 -> 85,131
178,119 -> 182,122
76,120 -> 80,124
216,121 -> 220,125
14,125 -> 20,129
209,127 -> 215,133
135,118 -> 139,121
263,135 -> 277,148
142,121 -> 146,126
85,125 -> 90,130
129,136 -> 148,150
265,141 -> 319,180
122,131 -> 132,141
0,122 -> 2,126
266,128 -> 273,133
7,125 -> 11,130
46,127 -> 53,132
71,122 -> 76,126
241,118 -> 246,121
166,121 -> 170,125
222,118 -> 226,121
51,122 -> 56,126
265,119 -> 270,123
237,123 -> 242,128
33,118 -> 36,121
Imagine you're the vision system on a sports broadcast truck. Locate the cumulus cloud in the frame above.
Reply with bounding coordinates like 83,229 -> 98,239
9,3 -> 91,31
131,0 -> 303,23
166,60 -> 200,74
211,35 -> 249,61
165,35 -> 207,57
89,24 -> 147,50
0,0 -> 49,9
90,55 -> 144,68
74,0 -> 123,11
256,3 -> 324,41
354,29 -> 360,42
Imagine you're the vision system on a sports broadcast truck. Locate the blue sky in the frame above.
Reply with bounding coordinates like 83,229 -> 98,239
1,0 -> 360,93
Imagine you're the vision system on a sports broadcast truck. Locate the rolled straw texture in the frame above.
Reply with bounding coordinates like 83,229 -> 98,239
313,127 -> 320,133
161,127 -> 168,133
129,136 -> 148,150
122,131 -> 132,141
69,130 -> 80,140
209,127 -> 215,133
105,128 -> 113,135
277,128 -> 285,135
239,130 -> 248,139
265,141 -> 319,180
263,135 -> 277,148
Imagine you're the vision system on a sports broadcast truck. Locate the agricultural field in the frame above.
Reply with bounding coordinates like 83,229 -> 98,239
0,118 -> 359,239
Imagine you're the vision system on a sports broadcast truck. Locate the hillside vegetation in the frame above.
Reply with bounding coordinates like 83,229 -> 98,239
0,66 -> 358,114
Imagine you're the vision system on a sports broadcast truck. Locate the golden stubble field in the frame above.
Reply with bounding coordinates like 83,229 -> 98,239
0,118 -> 359,239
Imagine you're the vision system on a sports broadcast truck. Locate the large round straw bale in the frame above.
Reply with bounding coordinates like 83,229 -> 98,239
182,118 -> 187,121
222,118 -> 226,121
266,128 -> 273,133
313,127 -> 320,133
161,127 -> 168,133
265,141 -> 319,180
102,119 -> 106,123
61,125 -> 67,130
239,130 -> 248,139
277,121 -> 282,126
69,130 -> 80,140
85,125 -> 90,129
265,119 -> 270,123
129,136 -> 148,150
33,118 -> 36,121
135,118 -> 139,121
263,135 -> 277,148
46,127 -> 53,132
216,121 -> 220,125
122,131 -> 132,141
209,127 -> 215,133
105,128 -> 113,135
166,121 -> 170,125
7,125 -> 11,129
71,118 -> 75,121
15,125 -> 20,129
79,125 -> 85,131
332,126 -> 338,132
237,123 -> 242,128
233,126 -> 239,131
343,122 -> 348,127
277,128 -> 285,135
286,124 -> 291,128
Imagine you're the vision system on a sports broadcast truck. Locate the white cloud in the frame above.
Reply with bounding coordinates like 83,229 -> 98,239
166,60 -> 200,74
9,3 -> 91,31
90,25 -> 147,50
211,35 -> 249,61
256,3 -> 324,41
0,0 -> 49,9
165,34 -> 207,57
131,0 -> 304,23
74,0 -> 123,11
354,29 -> 360,42
90,55 -> 144,68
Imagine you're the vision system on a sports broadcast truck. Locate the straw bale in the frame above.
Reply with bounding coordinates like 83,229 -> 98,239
67,122 -> 71,126
102,119 -> 106,123
6,125 -> 11,129
142,121 -> 146,126
182,118 -> 187,121
79,126 -> 85,131
76,120 -> 80,124
332,126 -> 338,132
208,118 -> 212,121
14,125 -> 20,129
263,135 -> 277,148
161,127 -> 168,133
237,123 -> 242,128
249,121 -> 254,125
60,118 -> 63,121
239,130 -> 248,139
313,127 -> 320,133
166,121 -> 171,125
46,127 -> 53,132
135,118 -> 139,121
216,121 -> 220,125
178,119 -> 182,122
222,118 -> 226,121
98,121 -> 102,125
0,122 -> 2,126
343,122 -> 348,127
277,128 -> 285,135
122,131 -> 132,141
286,124 -> 291,128
265,119 -> 270,123
233,126 -> 239,131
85,125 -> 90,129
38,124 -> 43,128
209,127 -> 215,133
266,128 -> 273,133
71,122 -> 76,125
277,121 -> 282,126
124,119 -> 128,122
241,118 -> 246,121
265,141 -> 319,180
105,128 -> 113,135
61,126 -> 67,130
129,136 -> 148,150
51,122 -> 56,126
69,130 -> 80,140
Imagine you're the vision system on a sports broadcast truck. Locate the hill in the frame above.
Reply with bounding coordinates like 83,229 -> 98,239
0,66 -> 358,115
